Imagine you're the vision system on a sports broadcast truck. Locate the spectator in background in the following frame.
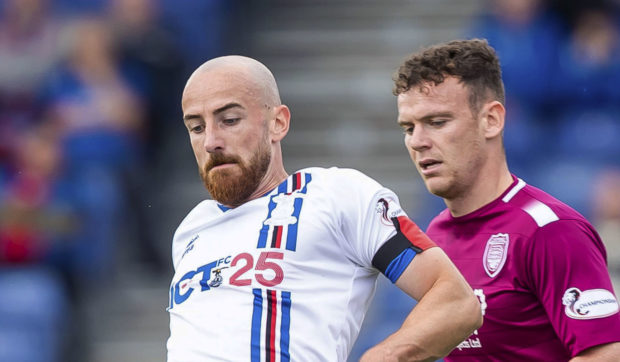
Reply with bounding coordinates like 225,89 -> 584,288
40,16 -> 145,282
469,0 -> 563,175
0,125 -> 78,362
551,3 -> 620,165
0,125 -> 78,266
471,0 -> 561,109
108,0 -> 184,161
0,0 -> 64,178
158,0 -> 239,69
529,2 -> 620,216
106,0 -> 184,269
0,0 -> 62,103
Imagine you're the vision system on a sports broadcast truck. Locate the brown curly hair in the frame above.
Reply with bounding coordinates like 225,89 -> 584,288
393,39 -> 505,115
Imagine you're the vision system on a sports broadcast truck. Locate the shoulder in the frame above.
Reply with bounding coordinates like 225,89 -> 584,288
173,199 -> 217,240
429,177 -> 598,241
509,181 -> 603,252
170,199 -> 216,268
298,166 -> 384,192
515,181 -> 593,229
297,167 -> 400,220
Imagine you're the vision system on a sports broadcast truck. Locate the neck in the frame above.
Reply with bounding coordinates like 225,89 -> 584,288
251,147 -> 289,201
446,160 -> 513,217
248,165 -> 289,202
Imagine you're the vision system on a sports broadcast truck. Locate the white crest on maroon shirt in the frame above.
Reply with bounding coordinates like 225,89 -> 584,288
483,233 -> 509,278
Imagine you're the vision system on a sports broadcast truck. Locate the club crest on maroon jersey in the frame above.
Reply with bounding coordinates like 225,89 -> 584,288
483,233 -> 509,278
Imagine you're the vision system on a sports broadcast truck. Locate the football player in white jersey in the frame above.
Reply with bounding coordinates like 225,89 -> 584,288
167,55 -> 482,362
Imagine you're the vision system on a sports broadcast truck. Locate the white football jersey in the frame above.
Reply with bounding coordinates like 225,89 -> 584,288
167,167 -> 434,361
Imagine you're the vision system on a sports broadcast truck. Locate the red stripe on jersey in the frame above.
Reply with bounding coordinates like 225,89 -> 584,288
269,290 -> 277,361
395,215 -> 436,250
275,226 -> 283,248
295,172 -> 302,190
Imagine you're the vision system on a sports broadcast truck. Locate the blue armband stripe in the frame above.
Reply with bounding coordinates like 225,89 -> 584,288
384,248 -> 417,283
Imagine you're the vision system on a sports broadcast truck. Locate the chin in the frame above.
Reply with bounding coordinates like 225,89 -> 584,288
210,166 -> 240,179
424,177 -> 452,198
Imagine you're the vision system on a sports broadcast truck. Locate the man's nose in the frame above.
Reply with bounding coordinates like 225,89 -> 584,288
203,125 -> 224,153
407,126 -> 431,151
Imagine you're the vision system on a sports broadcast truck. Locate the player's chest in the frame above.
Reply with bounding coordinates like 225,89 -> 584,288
441,231 -> 554,355
433,227 -> 531,286
177,191 -> 339,262
438,231 -> 551,338
170,194 -> 344,308
435,230 -> 540,308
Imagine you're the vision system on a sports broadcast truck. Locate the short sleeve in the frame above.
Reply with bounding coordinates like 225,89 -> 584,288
327,168 -> 435,282
527,219 -> 620,356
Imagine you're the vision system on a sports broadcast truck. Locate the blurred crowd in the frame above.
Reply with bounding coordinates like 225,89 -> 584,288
1,0 -> 620,361
0,0 -> 240,360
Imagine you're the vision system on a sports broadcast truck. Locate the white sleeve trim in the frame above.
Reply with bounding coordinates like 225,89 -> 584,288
522,200 -> 559,227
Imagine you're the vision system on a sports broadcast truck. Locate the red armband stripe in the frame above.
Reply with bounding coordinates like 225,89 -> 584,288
393,216 -> 437,251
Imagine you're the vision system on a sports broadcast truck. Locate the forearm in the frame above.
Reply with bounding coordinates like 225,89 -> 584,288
360,246 -> 481,361
362,280 -> 481,361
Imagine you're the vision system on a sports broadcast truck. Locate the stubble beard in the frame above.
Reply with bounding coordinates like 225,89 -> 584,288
199,142 -> 271,207
426,173 -> 461,200
426,139 -> 486,201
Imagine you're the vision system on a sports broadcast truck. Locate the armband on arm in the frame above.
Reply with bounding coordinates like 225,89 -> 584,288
372,216 -> 437,283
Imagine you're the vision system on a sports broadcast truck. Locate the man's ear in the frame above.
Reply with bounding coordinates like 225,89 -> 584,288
481,101 -> 505,139
271,104 -> 290,142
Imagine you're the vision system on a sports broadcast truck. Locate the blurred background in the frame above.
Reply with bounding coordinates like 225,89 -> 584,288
1,0 -> 619,361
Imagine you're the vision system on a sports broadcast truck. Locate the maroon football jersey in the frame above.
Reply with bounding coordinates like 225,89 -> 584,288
427,175 -> 620,360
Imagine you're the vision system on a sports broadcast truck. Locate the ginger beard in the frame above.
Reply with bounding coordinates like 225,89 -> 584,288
199,136 -> 271,207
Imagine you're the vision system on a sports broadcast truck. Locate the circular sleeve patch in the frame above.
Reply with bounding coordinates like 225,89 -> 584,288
562,287 -> 619,320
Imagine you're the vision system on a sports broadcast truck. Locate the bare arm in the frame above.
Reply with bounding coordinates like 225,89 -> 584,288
360,247 -> 482,362
570,342 -> 620,361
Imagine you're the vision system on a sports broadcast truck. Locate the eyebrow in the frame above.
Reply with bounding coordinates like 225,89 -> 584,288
398,111 -> 453,126
183,102 -> 245,122
214,102 -> 244,115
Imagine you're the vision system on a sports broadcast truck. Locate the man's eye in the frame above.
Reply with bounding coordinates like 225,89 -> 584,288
190,125 -> 204,133
402,127 -> 414,135
430,120 -> 446,127
222,118 -> 240,125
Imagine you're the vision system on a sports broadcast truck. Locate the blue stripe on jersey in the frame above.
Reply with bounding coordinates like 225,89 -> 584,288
285,173 -> 311,251
258,181 -> 289,248
251,288 -> 263,362
277,181 -> 288,194
280,291 -> 292,362
257,223 -> 270,248
301,173 -> 312,193
384,248 -> 417,283
285,197 -> 304,251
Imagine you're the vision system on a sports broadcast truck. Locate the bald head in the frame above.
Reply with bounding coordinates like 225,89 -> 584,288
181,55 -> 291,207
184,55 -> 281,108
